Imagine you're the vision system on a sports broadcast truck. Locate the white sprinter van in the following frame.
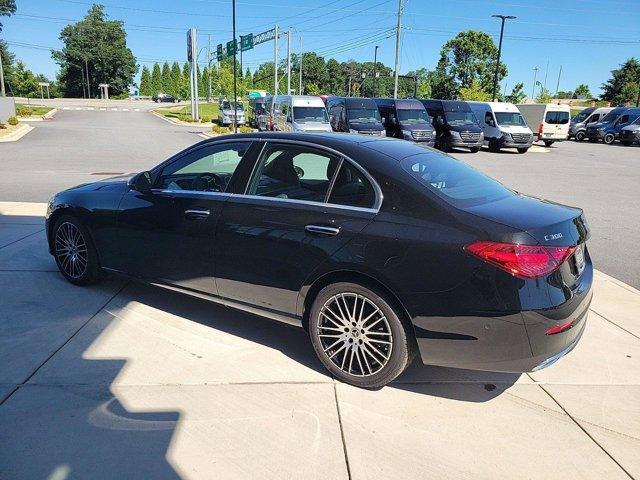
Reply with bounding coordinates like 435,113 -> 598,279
517,103 -> 571,147
271,95 -> 332,133
468,101 -> 534,154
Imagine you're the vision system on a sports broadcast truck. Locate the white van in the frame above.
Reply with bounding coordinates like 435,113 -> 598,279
516,103 -> 571,147
271,95 -> 332,133
467,101 -> 533,154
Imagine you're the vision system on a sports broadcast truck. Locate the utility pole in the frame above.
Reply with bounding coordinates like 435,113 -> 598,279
531,66 -> 539,100
0,50 -> 5,96
239,35 -> 243,82
373,45 -> 379,98
393,0 -> 403,99
286,30 -> 291,95
207,34 -> 212,102
543,59 -> 549,90
491,14 -> 516,102
85,58 -> 91,98
232,0 -> 237,133
555,65 -> 562,98
299,36 -> 303,95
274,24 -> 279,95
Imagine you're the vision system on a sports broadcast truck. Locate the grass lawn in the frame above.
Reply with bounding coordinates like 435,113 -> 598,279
154,103 -> 220,122
16,104 -> 54,117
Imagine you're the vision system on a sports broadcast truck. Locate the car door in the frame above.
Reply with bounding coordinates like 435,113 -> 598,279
215,141 -> 380,316
116,140 -> 260,294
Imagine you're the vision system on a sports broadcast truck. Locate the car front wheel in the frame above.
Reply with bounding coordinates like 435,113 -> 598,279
575,131 -> 585,141
603,133 -> 615,144
309,282 -> 415,389
52,215 -> 102,286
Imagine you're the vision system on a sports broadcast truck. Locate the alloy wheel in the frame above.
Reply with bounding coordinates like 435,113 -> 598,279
54,222 -> 88,279
317,293 -> 393,377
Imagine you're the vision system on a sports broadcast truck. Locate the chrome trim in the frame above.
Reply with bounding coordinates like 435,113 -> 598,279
184,209 -> 210,216
153,189 -> 231,199
305,225 -> 341,236
233,194 -> 379,214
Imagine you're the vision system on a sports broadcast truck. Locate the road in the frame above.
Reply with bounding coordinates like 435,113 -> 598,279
1,107 -> 638,287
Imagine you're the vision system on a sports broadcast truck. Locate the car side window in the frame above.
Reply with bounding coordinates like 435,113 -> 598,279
247,144 -> 337,203
617,115 -> 629,125
484,112 -> 496,127
327,160 -> 376,209
157,142 -> 250,192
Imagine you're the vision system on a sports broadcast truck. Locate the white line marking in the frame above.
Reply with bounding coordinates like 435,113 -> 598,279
100,108 -> 106,111
122,108 -> 129,111
134,108 -> 140,111
75,107 -> 82,110
111,108 -> 118,111
63,107 -> 70,110
87,107 -> 94,110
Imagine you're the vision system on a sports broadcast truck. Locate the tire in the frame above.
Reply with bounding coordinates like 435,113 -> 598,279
309,282 -> 415,389
517,147 -> 529,154
603,133 -> 615,145
544,140 -> 554,147
575,131 -> 586,142
469,147 -> 480,153
488,138 -> 500,152
52,215 -> 102,286
441,137 -> 452,153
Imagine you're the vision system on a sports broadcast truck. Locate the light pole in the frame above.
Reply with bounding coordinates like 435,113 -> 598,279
373,45 -> 379,98
232,0 -> 237,133
491,14 -> 516,102
531,66 -> 539,100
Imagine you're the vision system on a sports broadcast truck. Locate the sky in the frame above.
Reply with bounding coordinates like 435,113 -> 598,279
2,0 -> 640,97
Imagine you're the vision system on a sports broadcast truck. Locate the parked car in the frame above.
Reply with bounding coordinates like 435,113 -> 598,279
517,103 -> 571,147
467,101 -> 533,153
327,97 -> 385,136
45,132 -> 592,388
569,107 -> 613,141
586,107 -> 640,144
620,116 -> 640,146
152,93 -> 179,103
218,99 -> 246,126
421,99 -> 483,152
373,98 -> 435,145
271,95 -> 332,132
248,96 -> 267,130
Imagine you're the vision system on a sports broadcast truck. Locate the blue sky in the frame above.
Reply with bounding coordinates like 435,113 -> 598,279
3,0 -> 640,97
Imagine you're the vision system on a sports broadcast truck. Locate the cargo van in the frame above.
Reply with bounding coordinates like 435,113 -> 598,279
248,96 -> 267,130
516,103 -> 570,146
420,99 -> 483,153
620,116 -> 640,146
373,98 -> 435,145
569,107 -> 613,141
586,107 -> 640,144
218,99 -> 246,126
467,101 -> 533,154
327,97 -> 385,136
271,95 -> 332,133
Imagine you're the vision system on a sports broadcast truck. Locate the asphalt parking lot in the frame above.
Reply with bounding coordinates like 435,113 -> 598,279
1,109 -> 639,479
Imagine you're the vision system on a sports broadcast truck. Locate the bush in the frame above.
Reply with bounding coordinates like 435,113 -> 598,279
16,105 -> 33,117
200,115 -> 212,123
212,124 -> 230,134
7,116 -> 19,126
239,126 -> 253,133
111,92 -> 130,100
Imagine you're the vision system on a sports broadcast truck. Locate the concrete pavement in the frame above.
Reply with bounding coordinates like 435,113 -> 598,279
0,201 -> 638,479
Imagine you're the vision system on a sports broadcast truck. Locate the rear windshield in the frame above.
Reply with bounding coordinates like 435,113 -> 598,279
495,112 -> 526,126
347,107 -> 381,123
445,110 -> 478,126
545,111 -> 569,124
400,153 -> 512,207
293,106 -> 329,123
397,109 -> 431,124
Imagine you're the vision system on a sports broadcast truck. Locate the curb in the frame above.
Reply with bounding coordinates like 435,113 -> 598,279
0,124 -> 34,143
150,109 -> 211,128
17,108 -> 58,122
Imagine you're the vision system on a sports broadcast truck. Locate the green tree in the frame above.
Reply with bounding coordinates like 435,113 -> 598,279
245,67 -> 252,89
505,82 -> 526,103
52,4 -> 137,97
11,60 -> 39,97
0,39 -> 16,93
150,62 -> 162,94
139,65 -> 151,96
252,62 -> 275,94
435,30 -> 506,98
170,62 -> 182,97
300,52 -> 328,94
325,59 -> 344,95
458,79 -> 491,101
601,58 -> 640,105
0,0 -> 16,32
180,62 -> 190,99
536,88 -> 553,103
573,84 -> 592,99
161,61 -> 171,94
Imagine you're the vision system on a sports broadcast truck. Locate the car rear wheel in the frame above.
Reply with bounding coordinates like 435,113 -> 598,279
544,140 -> 554,147
575,131 -> 586,142
603,133 -> 615,145
52,215 -> 102,286
488,139 -> 500,152
309,282 -> 415,389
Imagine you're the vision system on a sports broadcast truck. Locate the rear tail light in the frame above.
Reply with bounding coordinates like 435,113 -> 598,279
538,123 -> 544,135
464,241 -> 576,279
545,319 -> 575,335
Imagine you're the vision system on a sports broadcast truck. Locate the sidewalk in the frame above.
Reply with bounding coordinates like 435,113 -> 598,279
1,202 -> 638,479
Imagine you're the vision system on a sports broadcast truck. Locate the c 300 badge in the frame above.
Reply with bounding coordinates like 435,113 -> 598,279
544,233 -> 563,241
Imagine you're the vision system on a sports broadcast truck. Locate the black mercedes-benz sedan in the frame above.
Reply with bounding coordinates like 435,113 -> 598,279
46,132 -> 592,388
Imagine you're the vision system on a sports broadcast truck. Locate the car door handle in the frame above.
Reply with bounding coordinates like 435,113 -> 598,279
305,225 -> 340,236
184,208 -> 210,219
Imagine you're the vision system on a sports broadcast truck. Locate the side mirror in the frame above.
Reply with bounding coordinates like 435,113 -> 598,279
381,116 -> 386,123
130,171 -> 152,193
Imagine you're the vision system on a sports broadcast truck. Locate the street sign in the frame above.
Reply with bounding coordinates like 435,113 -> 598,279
216,43 -> 223,61
240,34 -> 253,52
253,28 -> 276,46
226,39 -> 237,56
